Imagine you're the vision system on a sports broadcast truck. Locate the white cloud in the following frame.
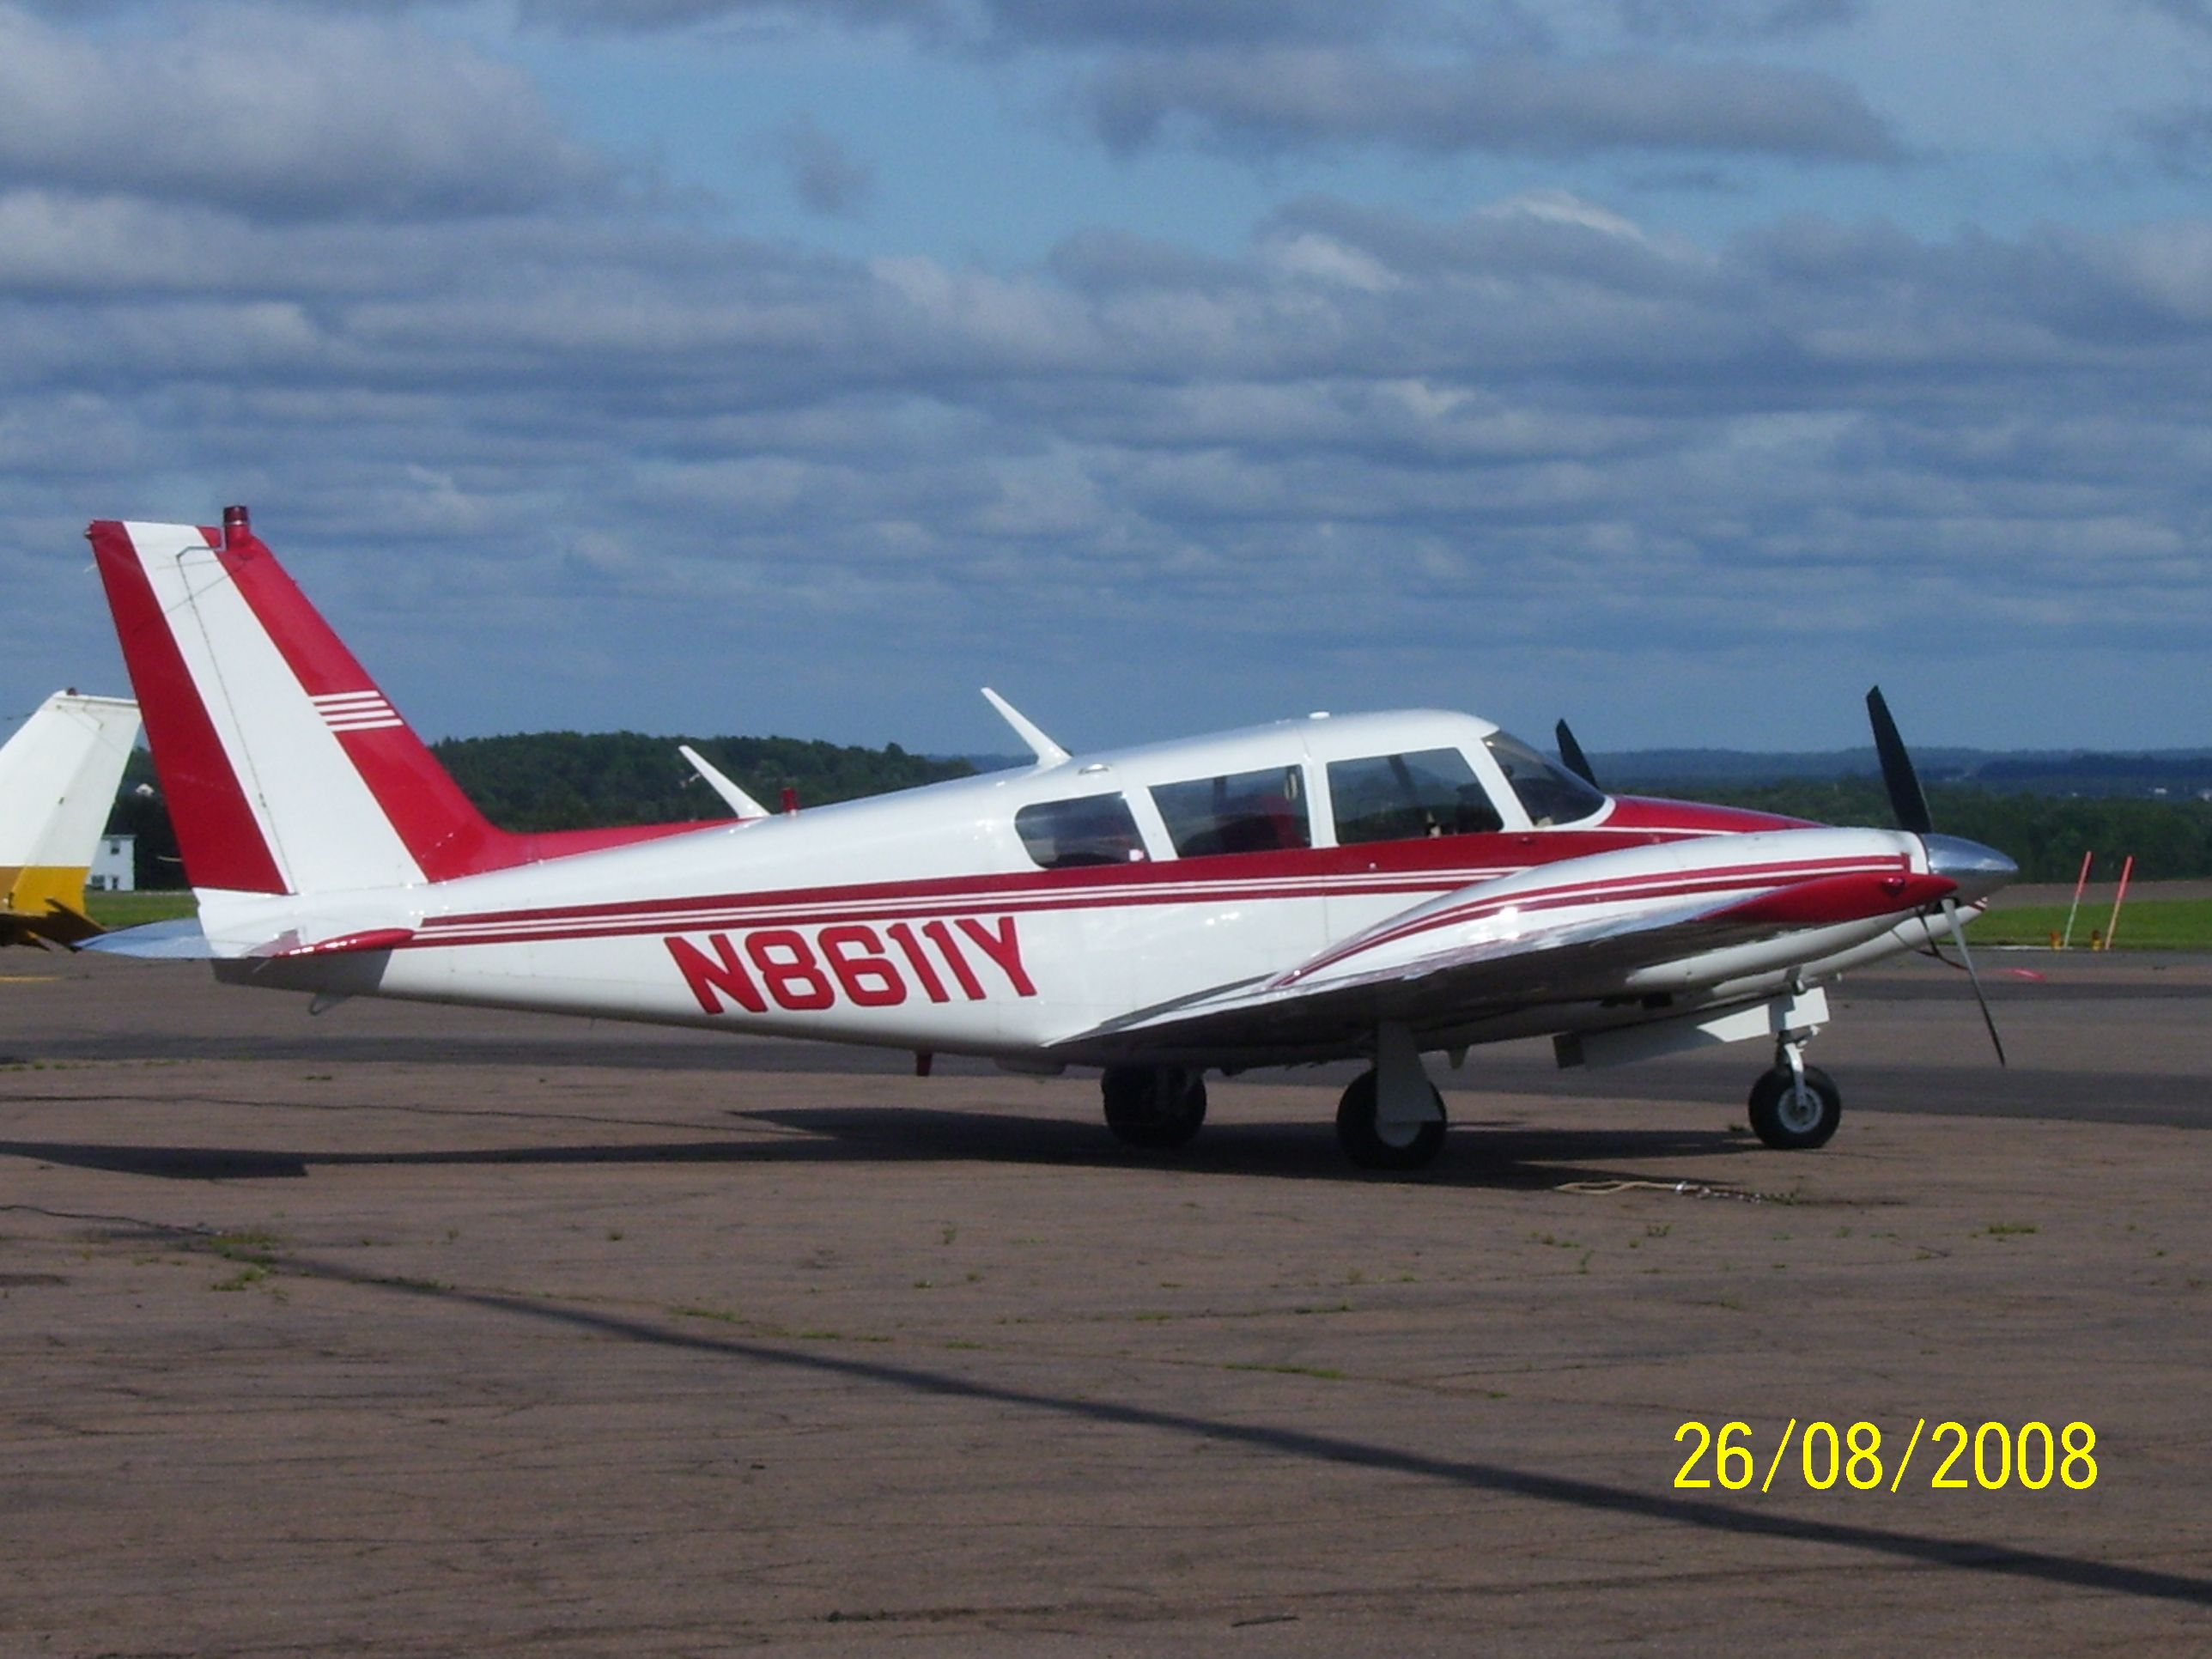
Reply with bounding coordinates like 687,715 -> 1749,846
3,4 -> 2208,750
0,4 -> 609,221
1084,47 -> 1902,161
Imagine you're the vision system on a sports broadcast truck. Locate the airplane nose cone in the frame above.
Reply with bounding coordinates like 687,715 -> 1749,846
1923,834 -> 2018,905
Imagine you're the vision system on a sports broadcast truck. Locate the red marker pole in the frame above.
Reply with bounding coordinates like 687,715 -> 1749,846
2062,850 -> 2094,951
2104,855 -> 2136,951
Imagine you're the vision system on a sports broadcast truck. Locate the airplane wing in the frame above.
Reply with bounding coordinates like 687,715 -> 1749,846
1054,838 -> 1954,1064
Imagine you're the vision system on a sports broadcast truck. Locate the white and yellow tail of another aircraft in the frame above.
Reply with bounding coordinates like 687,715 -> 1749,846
0,690 -> 141,947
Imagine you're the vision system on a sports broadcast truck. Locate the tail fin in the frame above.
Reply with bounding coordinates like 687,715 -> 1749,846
0,690 -> 141,942
88,508 -> 713,900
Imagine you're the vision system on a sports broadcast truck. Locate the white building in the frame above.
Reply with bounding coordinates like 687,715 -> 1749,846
89,833 -> 135,892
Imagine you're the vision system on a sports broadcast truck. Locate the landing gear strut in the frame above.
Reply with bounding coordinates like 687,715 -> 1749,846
1335,1023 -> 1448,1171
1748,1037 -> 1841,1151
1336,1071 -> 1447,1170
1101,1066 -> 1207,1151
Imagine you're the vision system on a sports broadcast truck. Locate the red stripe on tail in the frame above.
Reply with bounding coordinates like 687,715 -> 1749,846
206,522 -> 514,881
189,519 -> 716,880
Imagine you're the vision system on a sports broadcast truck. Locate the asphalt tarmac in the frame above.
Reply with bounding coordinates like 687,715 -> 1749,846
2,949 -> 2207,1655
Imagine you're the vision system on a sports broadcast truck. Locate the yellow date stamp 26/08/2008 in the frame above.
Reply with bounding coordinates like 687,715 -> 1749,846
1673,1419 -> 2099,1494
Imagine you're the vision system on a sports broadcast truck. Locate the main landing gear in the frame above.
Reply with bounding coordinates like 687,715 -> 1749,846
1099,1028 -> 1455,1172
1747,1036 -> 1842,1151
1334,1069 -> 1447,1170
1100,1065 -> 1207,1151
1336,1022 -> 1449,1171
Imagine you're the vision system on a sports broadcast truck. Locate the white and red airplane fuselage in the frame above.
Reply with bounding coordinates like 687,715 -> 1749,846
86,510 -> 2015,1169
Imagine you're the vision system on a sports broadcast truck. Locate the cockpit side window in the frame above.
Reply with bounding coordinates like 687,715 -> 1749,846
1150,766 -> 1310,859
1482,731 -> 1607,826
1014,793 -> 1147,870
1328,748 -> 1501,844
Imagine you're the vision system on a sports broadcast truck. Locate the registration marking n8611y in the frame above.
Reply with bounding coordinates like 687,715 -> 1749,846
665,915 -> 1036,1014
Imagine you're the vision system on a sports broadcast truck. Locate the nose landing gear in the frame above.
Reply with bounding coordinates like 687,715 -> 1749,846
1748,1036 -> 1841,1150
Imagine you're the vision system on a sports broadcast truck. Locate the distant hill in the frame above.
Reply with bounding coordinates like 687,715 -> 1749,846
1589,746 -> 2212,799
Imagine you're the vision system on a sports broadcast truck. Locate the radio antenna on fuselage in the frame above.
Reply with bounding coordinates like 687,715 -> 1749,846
981,688 -> 1069,766
678,744 -> 769,819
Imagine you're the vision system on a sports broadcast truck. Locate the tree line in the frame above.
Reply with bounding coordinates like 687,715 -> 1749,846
106,731 -> 975,888
104,734 -> 2212,888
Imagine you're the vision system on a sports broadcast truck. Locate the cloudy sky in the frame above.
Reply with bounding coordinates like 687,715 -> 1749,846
3,1 -> 2208,757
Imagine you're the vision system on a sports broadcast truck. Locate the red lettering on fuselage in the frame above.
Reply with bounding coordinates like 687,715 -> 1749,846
745,928 -> 836,1010
818,924 -> 907,1007
884,921 -> 948,1003
665,916 -> 1036,1015
955,915 -> 1035,997
665,933 -> 768,1015
920,919 -> 988,1001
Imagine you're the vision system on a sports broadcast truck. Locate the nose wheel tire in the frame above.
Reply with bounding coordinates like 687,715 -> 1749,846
1748,1064 -> 1841,1150
1335,1069 -> 1447,1171
1102,1066 -> 1207,1151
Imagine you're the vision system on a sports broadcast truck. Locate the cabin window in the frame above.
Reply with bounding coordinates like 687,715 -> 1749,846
1483,731 -> 1607,826
1328,748 -> 1502,843
1150,766 -> 1310,859
1015,793 -> 1148,870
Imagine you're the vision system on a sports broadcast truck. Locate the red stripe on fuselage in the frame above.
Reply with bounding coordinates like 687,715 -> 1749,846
87,522 -> 287,893
421,832 -> 1672,934
402,825 -> 1855,953
417,854 -> 1525,945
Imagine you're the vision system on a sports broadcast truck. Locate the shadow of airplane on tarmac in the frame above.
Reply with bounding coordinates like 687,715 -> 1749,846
0,1103 -> 1769,1190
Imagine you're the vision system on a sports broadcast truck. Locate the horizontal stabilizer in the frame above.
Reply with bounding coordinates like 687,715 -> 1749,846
82,916 -> 415,960
81,918 -> 216,958
0,897 -> 103,949
254,926 -> 416,958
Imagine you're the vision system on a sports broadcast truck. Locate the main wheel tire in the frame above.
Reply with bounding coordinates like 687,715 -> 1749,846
1748,1064 -> 1841,1150
1102,1066 -> 1207,1151
1335,1068 -> 1447,1171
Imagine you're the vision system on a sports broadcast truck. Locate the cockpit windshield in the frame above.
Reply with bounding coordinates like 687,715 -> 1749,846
1482,731 -> 1607,827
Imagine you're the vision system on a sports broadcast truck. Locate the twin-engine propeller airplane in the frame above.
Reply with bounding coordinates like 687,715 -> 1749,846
85,507 -> 2015,1170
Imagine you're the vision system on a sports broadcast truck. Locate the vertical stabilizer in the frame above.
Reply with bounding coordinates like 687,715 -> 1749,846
88,510 -> 720,905
90,513 -> 502,897
0,690 -> 141,943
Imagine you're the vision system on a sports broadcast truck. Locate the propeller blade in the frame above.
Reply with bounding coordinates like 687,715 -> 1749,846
1865,685 -> 1933,836
1940,896 -> 2008,1067
1555,720 -> 1599,789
